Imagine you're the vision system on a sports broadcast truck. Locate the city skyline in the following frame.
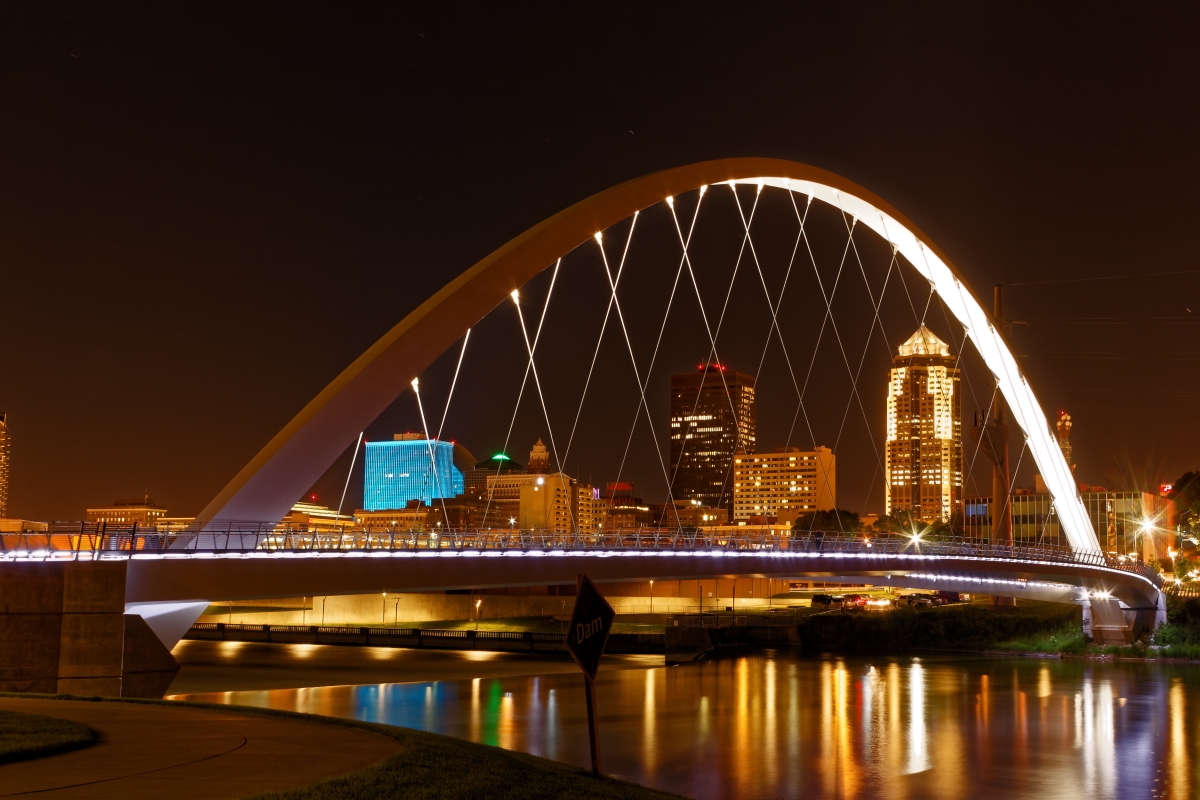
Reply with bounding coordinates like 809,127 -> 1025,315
3,7 -> 1197,522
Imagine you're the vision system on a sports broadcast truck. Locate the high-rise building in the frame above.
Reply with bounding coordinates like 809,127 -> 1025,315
363,434 -> 471,511
669,363 -> 756,511
885,326 -> 963,522
0,412 -> 8,519
733,446 -> 836,522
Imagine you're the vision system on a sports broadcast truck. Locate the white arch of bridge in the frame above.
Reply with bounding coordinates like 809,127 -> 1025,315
196,158 -> 1097,552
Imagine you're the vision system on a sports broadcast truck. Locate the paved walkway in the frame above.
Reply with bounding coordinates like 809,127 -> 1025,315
0,697 -> 401,799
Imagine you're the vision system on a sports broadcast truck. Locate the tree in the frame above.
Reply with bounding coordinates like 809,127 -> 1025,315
868,510 -> 955,540
791,508 -> 861,534
1169,472 -> 1200,535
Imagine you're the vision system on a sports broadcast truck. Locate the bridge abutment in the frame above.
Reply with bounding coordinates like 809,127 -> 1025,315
0,561 -> 179,698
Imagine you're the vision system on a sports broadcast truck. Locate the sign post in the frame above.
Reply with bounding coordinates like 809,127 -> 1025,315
565,573 -> 616,777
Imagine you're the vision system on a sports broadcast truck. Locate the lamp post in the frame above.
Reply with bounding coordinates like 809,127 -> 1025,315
475,598 -> 482,631
649,580 -> 654,614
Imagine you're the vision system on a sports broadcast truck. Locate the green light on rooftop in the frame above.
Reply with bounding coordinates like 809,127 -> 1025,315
492,454 -> 510,461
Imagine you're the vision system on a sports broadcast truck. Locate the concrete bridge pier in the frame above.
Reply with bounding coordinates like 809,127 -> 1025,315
0,561 -> 180,698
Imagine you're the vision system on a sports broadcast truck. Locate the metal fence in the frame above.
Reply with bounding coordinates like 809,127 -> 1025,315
0,521 -> 1163,588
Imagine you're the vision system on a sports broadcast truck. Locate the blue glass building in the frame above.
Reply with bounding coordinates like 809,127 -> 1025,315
364,439 -> 464,511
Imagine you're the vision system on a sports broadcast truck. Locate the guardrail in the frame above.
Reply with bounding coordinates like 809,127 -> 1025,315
1,523 -> 1163,589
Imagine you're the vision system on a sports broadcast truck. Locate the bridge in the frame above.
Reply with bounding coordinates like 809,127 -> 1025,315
0,158 -> 1167,697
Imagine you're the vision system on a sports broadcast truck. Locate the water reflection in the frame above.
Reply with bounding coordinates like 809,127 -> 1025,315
175,653 -> 1200,800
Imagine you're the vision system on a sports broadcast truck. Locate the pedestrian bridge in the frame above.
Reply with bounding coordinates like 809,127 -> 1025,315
1,526 -> 1165,648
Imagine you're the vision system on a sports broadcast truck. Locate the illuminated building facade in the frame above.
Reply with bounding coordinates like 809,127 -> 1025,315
363,434 -> 465,511
964,490 -> 1176,561
278,501 -> 354,532
86,498 -> 169,526
576,484 -> 605,531
733,446 -> 835,522
669,363 -> 756,511
0,412 -> 8,519
463,454 -> 524,501
885,326 -> 962,522
484,471 -> 579,532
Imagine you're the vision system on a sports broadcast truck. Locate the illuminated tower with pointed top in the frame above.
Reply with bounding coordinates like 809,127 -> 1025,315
885,327 -> 963,522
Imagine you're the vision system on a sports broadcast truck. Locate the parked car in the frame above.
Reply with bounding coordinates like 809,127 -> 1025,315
842,594 -> 869,609
810,593 -> 836,606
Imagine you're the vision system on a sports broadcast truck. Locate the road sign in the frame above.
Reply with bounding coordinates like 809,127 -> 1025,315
566,574 -> 616,680
566,574 -> 615,776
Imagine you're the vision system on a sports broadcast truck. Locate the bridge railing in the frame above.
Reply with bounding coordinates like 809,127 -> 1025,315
0,522 -> 1163,588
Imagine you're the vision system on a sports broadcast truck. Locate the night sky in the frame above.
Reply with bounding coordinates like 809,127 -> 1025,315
3,3 -> 1198,521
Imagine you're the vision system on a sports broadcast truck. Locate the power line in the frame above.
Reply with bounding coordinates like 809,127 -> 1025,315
1009,268 -> 1200,286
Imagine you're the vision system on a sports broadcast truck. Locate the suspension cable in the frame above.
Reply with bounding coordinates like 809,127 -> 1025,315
436,328 -> 471,442
561,212 -> 640,474
595,228 -> 679,518
411,378 -> 451,531
732,184 -> 842,532
512,289 -> 578,532
335,431 -> 364,520
665,185 -> 760,514
482,260 -> 561,527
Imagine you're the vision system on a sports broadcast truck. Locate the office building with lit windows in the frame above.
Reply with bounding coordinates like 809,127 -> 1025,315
363,434 -> 466,511
963,490 -> 1176,560
86,498 -> 169,526
0,412 -> 8,519
884,326 -> 962,522
733,446 -> 835,522
669,363 -> 756,511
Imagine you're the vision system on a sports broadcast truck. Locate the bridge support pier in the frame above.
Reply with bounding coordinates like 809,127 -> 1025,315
0,561 -> 179,698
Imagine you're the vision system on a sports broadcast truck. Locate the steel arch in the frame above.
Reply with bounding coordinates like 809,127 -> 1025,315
196,158 -> 1098,552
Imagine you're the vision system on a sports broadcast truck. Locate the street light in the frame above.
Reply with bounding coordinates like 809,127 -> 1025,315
475,598 -> 482,630
649,579 -> 654,614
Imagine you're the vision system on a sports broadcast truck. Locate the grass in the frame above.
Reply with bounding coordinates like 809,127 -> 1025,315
0,710 -> 96,765
797,600 -> 1083,653
245,722 -> 684,800
990,621 -> 1090,655
0,694 -> 681,800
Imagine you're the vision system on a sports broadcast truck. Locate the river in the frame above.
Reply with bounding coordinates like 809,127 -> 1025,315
169,641 -> 1199,799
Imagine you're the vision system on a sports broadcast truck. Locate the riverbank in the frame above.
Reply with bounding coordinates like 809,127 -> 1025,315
0,695 -> 680,800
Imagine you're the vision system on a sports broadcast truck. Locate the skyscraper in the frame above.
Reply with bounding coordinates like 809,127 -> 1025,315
363,433 -> 471,511
885,326 -> 962,522
669,363 -> 756,511
0,412 -> 9,519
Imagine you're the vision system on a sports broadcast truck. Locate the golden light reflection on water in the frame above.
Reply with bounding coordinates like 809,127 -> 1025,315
173,653 -> 1200,800
1169,678 -> 1187,800
643,667 -> 657,780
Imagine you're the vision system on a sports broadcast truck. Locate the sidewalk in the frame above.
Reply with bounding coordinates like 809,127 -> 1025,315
0,697 -> 400,799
